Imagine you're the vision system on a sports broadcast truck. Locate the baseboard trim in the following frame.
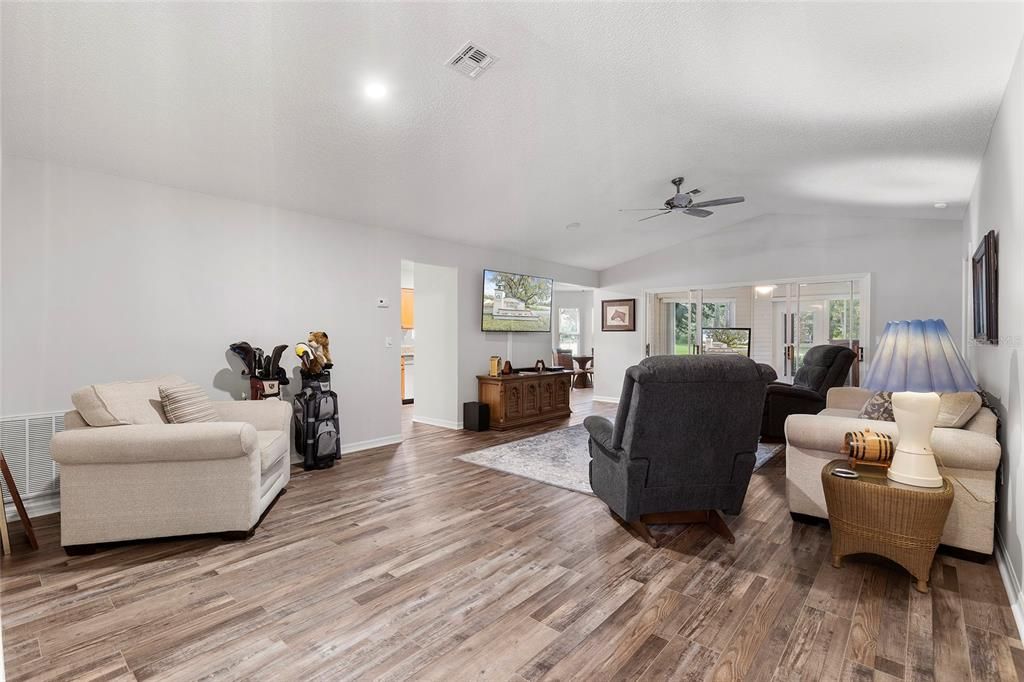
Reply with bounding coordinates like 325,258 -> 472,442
995,529 -> 1024,638
5,492 -> 59,521
341,434 -> 403,454
411,416 -> 463,430
591,395 -> 620,404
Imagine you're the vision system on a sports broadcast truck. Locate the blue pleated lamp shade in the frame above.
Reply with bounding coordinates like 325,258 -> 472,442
862,319 -> 977,393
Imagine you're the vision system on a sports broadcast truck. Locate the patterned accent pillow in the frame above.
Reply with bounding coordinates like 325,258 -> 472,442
858,391 -> 895,422
159,383 -> 220,424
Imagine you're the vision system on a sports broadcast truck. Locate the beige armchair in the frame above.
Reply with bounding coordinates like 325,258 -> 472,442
51,376 -> 291,554
786,386 -> 1000,555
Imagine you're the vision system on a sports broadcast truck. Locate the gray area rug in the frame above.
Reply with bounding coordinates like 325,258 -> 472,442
457,424 -> 785,495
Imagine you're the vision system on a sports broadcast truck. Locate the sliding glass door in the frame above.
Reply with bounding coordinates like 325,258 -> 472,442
648,287 -> 755,358
672,290 -> 702,355
647,289 -> 703,356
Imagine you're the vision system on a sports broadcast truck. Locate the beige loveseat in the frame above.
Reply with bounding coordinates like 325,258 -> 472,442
51,375 -> 291,553
786,386 -> 1000,554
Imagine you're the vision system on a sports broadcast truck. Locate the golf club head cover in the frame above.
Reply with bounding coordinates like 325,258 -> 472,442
295,342 -> 323,375
228,342 -> 255,376
253,348 -> 265,377
269,344 -> 288,377
308,331 -> 332,365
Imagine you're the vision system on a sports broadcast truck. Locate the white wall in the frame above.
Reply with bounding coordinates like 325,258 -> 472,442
0,27 -> 6,677
400,259 -> 414,290
551,289 -> 594,357
963,39 -> 1024,613
411,263 -> 459,428
1,157 -> 597,449
592,213 -> 963,400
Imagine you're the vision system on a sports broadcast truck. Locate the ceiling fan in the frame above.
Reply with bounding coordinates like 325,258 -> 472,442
620,177 -> 745,221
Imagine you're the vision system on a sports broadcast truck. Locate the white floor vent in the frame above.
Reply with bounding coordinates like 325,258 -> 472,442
1,413 -> 64,505
447,42 -> 497,79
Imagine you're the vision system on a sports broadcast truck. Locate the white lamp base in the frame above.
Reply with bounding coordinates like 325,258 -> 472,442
887,391 -> 943,488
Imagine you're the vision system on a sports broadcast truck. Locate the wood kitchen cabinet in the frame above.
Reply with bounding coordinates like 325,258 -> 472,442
400,288 -> 414,329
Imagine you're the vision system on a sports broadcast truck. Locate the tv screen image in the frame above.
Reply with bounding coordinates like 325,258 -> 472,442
482,269 -> 553,332
700,327 -> 752,357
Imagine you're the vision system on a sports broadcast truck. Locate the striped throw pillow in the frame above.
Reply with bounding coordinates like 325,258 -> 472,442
159,383 -> 220,424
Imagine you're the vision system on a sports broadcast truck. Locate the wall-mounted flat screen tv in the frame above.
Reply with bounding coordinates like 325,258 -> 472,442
482,269 -> 553,332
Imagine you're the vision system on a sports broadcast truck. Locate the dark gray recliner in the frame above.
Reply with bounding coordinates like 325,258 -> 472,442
584,354 -> 773,547
760,344 -> 856,440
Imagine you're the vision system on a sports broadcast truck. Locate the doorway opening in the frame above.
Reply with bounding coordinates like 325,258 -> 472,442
645,275 -> 869,385
553,282 -> 596,403
400,260 -> 415,406
401,260 -> 460,437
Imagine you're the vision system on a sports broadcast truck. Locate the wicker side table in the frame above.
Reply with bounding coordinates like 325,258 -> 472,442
821,459 -> 953,593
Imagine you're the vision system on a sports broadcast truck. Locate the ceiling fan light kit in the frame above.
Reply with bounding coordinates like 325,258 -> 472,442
620,176 -> 745,221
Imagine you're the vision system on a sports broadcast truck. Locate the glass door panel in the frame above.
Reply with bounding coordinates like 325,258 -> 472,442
796,280 -> 863,384
698,286 -> 752,357
771,283 -> 798,382
665,289 -> 702,355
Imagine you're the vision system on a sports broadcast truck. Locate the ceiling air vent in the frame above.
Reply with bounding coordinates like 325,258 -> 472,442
447,42 -> 497,79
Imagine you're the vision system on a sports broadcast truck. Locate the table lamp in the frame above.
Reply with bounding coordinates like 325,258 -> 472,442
862,319 -> 977,488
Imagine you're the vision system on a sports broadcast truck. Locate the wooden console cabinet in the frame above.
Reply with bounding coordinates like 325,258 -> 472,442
477,372 -> 572,430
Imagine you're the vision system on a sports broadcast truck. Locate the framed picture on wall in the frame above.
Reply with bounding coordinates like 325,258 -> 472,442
972,229 -> 998,344
601,298 -> 636,332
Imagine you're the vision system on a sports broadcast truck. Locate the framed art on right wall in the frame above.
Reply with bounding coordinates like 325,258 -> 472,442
972,229 -> 998,344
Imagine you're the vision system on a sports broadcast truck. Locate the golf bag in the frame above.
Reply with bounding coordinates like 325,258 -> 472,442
228,342 -> 290,400
293,370 -> 341,470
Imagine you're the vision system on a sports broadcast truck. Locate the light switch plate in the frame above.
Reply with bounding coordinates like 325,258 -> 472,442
385,336 -> 394,348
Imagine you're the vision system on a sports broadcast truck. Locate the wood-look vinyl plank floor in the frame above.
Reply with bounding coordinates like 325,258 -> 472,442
1,390 -> 1018,680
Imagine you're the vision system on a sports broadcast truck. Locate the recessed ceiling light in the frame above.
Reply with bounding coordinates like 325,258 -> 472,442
934,202 -> 948,209
565,222 -> 581,231
364,81 -> 388,100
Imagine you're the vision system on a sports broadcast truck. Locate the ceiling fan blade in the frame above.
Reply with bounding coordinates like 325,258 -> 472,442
638,211 -> 673,222
619,208 -> 669,211
683,208 -> 713,218
689,196 -> 745,209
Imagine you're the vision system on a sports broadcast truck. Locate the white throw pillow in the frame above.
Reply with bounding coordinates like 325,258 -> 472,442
159,383 -> 220,424
936,392 -> 983,429
71,375 -> 186,427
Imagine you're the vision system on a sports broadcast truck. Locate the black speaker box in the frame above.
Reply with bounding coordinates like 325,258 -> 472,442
463,402 -> 490,431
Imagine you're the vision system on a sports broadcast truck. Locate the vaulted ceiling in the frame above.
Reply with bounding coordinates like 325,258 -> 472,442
3,2 -> 1022,270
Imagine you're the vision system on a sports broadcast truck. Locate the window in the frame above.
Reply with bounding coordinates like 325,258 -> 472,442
828,297 -> 861,341
702,299 -> 736,328
673,299 -> 736,355
558,308 -> 580,355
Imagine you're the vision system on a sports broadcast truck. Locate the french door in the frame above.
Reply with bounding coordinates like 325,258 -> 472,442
774,280 -> 863,383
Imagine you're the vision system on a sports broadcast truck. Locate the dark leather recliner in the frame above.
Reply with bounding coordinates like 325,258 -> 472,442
760,344 -> 856,440
583,354 -> 774,547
